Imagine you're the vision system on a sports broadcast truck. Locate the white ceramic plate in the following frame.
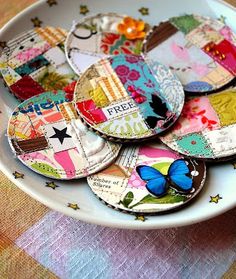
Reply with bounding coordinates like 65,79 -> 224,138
0,0 -> 236,229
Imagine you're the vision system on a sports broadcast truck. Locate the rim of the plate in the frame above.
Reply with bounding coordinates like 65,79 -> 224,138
1,0 -> 236,230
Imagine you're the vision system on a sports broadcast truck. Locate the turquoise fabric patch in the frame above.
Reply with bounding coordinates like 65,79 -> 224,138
111,54 -> 172,124
109,34 -> 125,54
176,133 -> 213,157
13,91 -> 66,116
15,55 -> 50,76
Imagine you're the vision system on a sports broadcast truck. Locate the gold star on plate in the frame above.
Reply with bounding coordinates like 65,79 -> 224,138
80,5 -> 89,15
138,7 -> 149,16
45,181 -> 59,190
210,194 -> 222,204
31,17 -> 43,27
218,15 -> 227,24
0,41 -> 7,49
12,171 -> 24,179
135,214 -> 147,222
67,203 -> 80,210
232,161 -> 236,169
47,0 -> 57,6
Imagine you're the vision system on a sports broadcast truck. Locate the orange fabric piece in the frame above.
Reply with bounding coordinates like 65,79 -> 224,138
117,17 -> 146,40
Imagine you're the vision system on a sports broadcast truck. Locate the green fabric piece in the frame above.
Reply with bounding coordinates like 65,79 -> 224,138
129,191 -> 187,209
170,14 -> 201,34
31,162 -> 61,178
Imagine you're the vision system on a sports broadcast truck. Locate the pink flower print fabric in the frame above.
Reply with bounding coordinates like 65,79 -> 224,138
16,43 -> 50,62
176,97 -> 220,135
172,97 -> 221,137
74,54 -> 185,141
142,14 -> 236,94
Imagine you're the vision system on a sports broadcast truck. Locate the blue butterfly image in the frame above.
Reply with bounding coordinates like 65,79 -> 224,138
136,159 -> 193,198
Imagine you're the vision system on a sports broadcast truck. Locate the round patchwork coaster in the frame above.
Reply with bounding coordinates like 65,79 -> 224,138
7,90 -> 121,180
65,13 -> 149,75
142,14 -> 236,94
160,88 -> 236,161
74,54 -> 185,142
0,26 -> 77,101
87,143 -> 206,214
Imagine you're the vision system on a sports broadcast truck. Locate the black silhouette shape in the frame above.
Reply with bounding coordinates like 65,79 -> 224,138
145,94 -> 170,129
50,127 -> 72,144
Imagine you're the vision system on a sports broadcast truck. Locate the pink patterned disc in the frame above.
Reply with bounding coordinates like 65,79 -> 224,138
7,90 -> 121,180
142,14 -> 236,94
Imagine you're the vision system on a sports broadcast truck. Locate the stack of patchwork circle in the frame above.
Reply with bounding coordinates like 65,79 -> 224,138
2,13 -> 236,215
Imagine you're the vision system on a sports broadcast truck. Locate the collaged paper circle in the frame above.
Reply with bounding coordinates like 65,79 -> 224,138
7,90 -> 121,179
65,13 -> 148,75
160,88 -> 236,160
0,26 -> 77,101
74,54 -> 185,141
142,14 -> 236,94
87,143 -> 206,214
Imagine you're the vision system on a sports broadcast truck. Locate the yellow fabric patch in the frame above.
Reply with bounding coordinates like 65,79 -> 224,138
89,86 -> 109,107
200,65 -> 233,88
209,90 -> 236,126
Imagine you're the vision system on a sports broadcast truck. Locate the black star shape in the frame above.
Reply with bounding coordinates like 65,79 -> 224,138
50,127 -> 71,144
31,17 -> 43,27
45,181 -> 59,190
47,0 -> 57,6
13,171 -> 24,179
